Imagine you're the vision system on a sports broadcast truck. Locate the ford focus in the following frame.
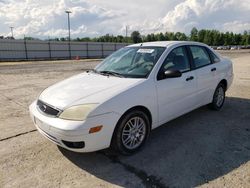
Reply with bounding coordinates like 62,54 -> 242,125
29,41 -> 233,155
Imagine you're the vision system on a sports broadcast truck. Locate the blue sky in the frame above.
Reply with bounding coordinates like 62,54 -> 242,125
0,0 -> 249,39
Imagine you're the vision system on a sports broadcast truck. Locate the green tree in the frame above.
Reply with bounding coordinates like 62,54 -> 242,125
198,29 -> 206,42
117,35 -> 124,43
175,32 -> 182,40
212,30 -> 220,46
131,31 -> 142,43
164,32 -> 169,41
165,32 -> 176,40
174,32 -> 187,41
242,31 -> 250,45
190,27 -> 198,41
150,33 -> 156,41
234,34 -> 242,45
224,32 -> 231,45
157,32 -> 165,41
146,34 -> 152,42
60,37 -> 66,41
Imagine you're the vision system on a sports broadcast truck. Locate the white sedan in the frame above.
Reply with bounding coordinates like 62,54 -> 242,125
29,41 -> 233,155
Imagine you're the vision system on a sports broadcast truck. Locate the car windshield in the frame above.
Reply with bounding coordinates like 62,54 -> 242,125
94,46 -> 166,78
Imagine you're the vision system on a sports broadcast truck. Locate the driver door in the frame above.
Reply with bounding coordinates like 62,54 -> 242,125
155,46 -> 198,125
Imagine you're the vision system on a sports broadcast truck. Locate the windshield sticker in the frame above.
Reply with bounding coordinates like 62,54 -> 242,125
137,49 -> 155,53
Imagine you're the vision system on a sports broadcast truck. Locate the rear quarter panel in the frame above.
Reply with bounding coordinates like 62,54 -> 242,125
216,57 -> 234,90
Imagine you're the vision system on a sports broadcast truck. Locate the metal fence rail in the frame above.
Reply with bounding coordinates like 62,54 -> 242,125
0,39 -> 128,61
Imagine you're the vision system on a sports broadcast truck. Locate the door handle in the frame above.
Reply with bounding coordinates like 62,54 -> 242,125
186,76 -> 194,81
211,67 -> 216,72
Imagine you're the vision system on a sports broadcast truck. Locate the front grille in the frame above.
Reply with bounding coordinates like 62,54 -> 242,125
37,100 -> 60,116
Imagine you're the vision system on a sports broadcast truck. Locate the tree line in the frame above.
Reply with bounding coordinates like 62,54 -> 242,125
65,27 -> 250,46
4,27 -> 249,46
128,28 -> 250,46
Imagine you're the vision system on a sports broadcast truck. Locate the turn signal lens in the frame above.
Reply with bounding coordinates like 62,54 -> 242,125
89,125 -> 103,134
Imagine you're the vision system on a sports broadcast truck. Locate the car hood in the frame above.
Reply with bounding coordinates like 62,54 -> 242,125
39,72 -> 143,109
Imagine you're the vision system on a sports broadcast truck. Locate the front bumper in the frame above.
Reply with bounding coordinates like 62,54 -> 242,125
29,101 -> 121,152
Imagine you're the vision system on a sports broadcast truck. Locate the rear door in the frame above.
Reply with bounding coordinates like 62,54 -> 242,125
188,45 -> 219,106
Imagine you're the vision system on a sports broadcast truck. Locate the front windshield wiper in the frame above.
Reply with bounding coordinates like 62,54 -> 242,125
99,71 -> 124,78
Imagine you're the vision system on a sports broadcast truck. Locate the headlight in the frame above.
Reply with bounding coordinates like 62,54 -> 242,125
59,104 -> 98,121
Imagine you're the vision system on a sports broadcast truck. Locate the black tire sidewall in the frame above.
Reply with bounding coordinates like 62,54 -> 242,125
112,110 -> 150,155
211,84 -> 226,110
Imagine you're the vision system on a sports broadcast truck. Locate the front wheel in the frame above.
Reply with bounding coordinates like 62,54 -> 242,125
209,83 -> 226,110
111,110 -> 150,155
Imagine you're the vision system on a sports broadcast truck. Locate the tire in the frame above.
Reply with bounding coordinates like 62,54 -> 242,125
111,110 -> 150,155
209,83 -> 226,110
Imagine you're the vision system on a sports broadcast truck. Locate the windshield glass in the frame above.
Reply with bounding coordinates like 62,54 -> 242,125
94,46 -> 166,78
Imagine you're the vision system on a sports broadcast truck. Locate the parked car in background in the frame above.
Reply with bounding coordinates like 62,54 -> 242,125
217,46 -> 223,50
230,46 -> 237,50
217,46 -> 230,50
210,46 -> 217,50
29,41 -> 234,155
242,45 -> 250,49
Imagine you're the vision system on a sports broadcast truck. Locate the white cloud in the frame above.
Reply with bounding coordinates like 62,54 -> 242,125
223,21 -> 250,33
41,24 -> 88,37
0,0 -> 125,38
0,0 -> 249,39
160,0 -> 250,33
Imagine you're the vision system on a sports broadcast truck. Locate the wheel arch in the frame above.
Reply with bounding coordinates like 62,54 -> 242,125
121,105 -> 152,128
111,105 -> 152,144
219,79 -> 228,90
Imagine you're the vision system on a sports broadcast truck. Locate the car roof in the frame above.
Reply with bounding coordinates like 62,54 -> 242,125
128,41 -> 208,48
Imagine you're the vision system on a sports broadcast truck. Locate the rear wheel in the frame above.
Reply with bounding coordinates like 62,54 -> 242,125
209,83 -> 226,110
111,110 -> 150,155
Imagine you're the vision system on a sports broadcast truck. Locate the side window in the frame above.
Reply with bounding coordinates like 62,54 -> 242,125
159,46 -> 190,73
206,48 -> 220,63
190,46 -> 211,68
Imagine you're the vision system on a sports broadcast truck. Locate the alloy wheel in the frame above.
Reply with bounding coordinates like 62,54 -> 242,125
121,116 -> 146,150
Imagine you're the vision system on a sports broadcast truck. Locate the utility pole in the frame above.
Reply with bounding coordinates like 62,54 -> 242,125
65,10 -> 72,59
10,26 -> 14,38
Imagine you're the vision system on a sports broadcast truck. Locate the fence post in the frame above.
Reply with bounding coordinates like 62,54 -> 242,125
68,41 -> 71,59
48,41 -> 52,60
101,43 -> 104,58
24,39 -> 28,60
86,42 -> 89,58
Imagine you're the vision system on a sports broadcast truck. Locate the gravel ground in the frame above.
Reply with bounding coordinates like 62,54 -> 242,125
0,50 -> 249,188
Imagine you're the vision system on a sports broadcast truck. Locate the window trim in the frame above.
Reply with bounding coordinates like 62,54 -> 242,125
205,47 -> 221,63
156,45 -> 192,81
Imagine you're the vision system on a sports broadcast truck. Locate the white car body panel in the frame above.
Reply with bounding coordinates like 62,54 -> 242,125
29,41 -> 234,152
194,63 -> 219,106
155,70 -> 197,125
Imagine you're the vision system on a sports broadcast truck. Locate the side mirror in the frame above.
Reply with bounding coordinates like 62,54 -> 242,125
164,69 -> 182,78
